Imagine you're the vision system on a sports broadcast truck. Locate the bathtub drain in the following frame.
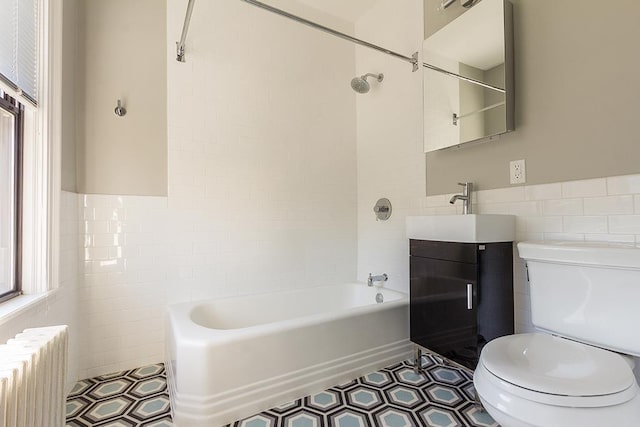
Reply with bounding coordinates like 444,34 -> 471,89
376,293 -> 384,303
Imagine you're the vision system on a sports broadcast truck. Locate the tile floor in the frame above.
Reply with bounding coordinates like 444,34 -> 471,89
65,364 -> 172,426
66,355 -> 498,427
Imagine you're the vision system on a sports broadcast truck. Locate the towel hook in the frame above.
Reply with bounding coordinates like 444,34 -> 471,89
114,99 -> 127,117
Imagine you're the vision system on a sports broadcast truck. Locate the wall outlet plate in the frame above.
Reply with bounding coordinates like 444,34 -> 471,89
510,159 -> 526,184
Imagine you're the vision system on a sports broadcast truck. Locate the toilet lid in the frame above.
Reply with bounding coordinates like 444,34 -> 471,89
481,333 -> 635,397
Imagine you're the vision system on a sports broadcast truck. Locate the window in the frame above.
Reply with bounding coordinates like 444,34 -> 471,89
0,0 -> 61,309
0,90 -> 23,303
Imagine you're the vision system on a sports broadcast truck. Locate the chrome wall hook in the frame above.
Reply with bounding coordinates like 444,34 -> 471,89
114,99 -> 127,117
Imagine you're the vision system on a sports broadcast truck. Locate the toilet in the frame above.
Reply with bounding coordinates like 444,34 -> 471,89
474,241 -> 640,427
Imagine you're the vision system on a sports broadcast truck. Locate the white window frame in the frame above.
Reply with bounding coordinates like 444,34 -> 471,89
0,0 -> 62,319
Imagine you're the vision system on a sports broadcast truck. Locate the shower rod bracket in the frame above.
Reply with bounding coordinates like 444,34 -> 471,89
411,52 -> 419,72
176,42 -> 185,63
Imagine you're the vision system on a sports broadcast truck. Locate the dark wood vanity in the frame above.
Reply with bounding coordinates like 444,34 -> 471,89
409,239 -> 514,369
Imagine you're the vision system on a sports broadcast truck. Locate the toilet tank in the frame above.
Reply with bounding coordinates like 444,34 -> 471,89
518,241 -> 640,357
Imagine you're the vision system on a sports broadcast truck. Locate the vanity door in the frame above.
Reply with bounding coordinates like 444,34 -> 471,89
410,241 -> 479,368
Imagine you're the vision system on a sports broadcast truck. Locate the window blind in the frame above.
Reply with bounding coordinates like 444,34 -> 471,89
0,0 -> 39,103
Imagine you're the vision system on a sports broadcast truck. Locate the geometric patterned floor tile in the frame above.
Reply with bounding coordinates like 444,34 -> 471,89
67,355 -> 498,427
373,406 -> 420,427
226,353 -> 498,427
65,363 -> 172,427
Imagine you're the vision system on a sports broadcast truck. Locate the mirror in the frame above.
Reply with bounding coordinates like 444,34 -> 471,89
423,0 -> 513,152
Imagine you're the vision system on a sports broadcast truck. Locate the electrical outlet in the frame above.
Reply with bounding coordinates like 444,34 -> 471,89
510,159 -> 526,184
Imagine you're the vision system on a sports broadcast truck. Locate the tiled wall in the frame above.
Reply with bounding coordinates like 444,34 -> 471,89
355,0 -> 425,293
79,194 -> 168,378
417,175 -> 640,333
165,0 -> 358,297
75,174 -> 640,377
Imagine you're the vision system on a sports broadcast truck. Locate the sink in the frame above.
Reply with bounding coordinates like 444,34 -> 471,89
406,214 -> 515,243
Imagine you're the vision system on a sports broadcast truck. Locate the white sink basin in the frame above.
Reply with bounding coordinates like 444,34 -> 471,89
406,214 -> 515,243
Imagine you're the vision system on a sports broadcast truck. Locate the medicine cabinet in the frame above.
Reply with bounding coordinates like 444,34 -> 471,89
423,0 -> 514,152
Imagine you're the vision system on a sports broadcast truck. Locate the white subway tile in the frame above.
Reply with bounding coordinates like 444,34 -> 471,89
94,207 -> 124,221
434,206 -> 458,215
83,207 -> 95,221
607,174 -> 640,195
82,260 -> 94,274
83,220 -> 109,234
608,215 -> 640,234
514,231 -> 544,242
563,216 -> 608,234
583,195 -> 634,215
424,194 -> 448,208
542,232 -> 585,241
635,195 -> 640,213
123,232 -> 157,246
584,233 -> 636,244
543,199 -> 583,215
478,201 -> 541,216
84,247 -> 111,261
91,258 -> 125,274
519,216 -> 563,233
475,186 -> 526,204
561,178 -> 607,198
92,233 -> 121,247
524,183 -> 562,201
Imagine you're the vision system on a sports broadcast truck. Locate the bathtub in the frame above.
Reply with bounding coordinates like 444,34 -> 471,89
166,282 -> 410,427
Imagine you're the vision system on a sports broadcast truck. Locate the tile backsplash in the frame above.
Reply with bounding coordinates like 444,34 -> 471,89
419,174 -> 640,333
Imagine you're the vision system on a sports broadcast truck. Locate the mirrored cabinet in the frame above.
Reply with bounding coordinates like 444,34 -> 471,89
423,0 -> 514,152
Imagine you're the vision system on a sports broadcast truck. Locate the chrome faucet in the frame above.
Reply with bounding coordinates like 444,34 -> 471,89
449,182 -> 473,214
368,273 -> 388,287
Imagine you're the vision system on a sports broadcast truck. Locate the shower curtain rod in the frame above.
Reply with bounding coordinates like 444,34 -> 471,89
239,0 -> 419,71
175,0 -> 419,70
175,0 -> 504,93
422,62 -> 506,93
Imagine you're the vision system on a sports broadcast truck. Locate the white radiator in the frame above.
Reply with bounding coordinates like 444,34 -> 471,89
0,325 -> 68,427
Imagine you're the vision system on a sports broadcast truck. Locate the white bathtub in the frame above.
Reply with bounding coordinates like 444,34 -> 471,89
166,282 -> 410,427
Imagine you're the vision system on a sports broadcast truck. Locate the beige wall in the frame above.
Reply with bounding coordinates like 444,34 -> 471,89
76,0 -> 167,196
61,0 -> 78,192
425,0 -> 640,195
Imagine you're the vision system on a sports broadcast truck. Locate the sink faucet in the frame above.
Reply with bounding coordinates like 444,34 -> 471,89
368,273 -> 389,287
449,182 -> 473,214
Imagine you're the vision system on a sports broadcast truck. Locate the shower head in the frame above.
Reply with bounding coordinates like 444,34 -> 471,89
350,73 -> 384,94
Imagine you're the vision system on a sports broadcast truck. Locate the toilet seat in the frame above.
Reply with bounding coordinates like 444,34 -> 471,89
478,333 -> 637,407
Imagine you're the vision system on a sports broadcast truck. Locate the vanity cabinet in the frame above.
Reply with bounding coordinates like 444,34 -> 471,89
410,239 -> 513,369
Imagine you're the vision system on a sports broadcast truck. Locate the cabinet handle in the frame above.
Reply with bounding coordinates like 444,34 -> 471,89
467,283 -> 473,310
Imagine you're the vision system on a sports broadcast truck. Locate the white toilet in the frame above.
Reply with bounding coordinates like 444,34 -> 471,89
474,241 -> 640,427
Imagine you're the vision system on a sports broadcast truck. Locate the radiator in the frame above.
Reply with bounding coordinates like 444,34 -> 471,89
0,325 -> 68,427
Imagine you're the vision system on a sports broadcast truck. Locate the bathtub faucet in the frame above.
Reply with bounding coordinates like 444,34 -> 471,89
368,273 -> 389,287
